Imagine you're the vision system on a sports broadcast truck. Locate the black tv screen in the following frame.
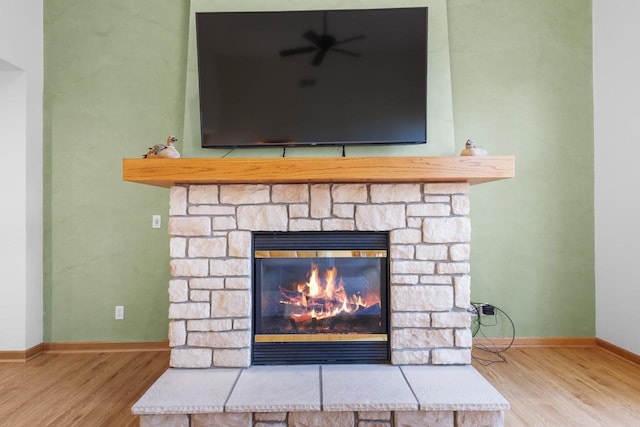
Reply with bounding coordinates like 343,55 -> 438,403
196,8 -> 427,148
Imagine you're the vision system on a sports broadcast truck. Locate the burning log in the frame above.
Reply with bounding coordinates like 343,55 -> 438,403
273,262 -> 382,333
353,303 -> 381,316
279,288 -> 301,300
280,287 -> 346,313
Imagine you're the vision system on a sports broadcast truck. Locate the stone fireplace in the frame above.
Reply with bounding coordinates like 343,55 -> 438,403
125,156 -> 514,426
167,181 -> 473,369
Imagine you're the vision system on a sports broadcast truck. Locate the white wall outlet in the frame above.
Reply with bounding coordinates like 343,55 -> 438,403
115,305 -> 124,320
152,214 -> 161,229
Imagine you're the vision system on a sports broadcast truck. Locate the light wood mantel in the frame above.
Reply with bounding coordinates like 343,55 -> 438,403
122,156 -> 515,188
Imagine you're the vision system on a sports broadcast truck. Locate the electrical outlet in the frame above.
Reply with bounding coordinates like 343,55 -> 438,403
481,304 -> 495,316
152,215 -> 161,229
115,305 -> 125,320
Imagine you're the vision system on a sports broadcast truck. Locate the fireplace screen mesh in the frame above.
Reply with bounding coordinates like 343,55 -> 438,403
253,232 -> 389,364
256,254 -> 385,337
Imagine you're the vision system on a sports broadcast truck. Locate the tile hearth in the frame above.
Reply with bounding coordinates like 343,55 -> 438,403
133,364 -> 508,427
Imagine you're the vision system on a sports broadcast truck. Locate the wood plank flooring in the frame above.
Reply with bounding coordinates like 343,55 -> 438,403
473,346 -> 640,426
0,351 -> 169,427
0,347 -> 638,426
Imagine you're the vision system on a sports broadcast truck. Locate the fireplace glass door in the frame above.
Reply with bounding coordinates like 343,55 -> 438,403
253,232 -> 389,364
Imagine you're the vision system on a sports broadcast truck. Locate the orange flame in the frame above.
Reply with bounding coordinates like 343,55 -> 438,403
281,262 -> 380,321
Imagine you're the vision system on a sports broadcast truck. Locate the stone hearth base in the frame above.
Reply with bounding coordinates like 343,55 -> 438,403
133,365 -> 508,427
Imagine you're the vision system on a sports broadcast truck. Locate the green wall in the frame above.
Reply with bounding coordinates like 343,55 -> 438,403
448,0 -> 594,337
43,0 -> 594,342
43,0 -> 190,341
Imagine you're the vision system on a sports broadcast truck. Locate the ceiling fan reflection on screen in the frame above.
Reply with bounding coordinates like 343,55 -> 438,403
279,12 -> 365,66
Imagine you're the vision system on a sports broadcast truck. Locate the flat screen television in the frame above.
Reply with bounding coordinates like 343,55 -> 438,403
195,7 -> 427,148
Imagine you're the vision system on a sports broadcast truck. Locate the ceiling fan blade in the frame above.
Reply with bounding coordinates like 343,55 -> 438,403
311,49 -> 328,66
279,46 -> 317,57
303,30 -> 322,46
280,13 -> 365,66
334,35 -> 366,45
332,48 -> 361,58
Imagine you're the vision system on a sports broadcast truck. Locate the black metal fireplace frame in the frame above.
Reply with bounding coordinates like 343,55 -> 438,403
252,231 -> 390,365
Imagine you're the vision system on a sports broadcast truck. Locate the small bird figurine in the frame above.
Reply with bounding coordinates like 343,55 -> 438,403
143,136 -> 181,159
460,139 -> 488,156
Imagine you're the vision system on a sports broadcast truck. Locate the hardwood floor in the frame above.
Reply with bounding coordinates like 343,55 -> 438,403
473,346 -> 640,426
0,347 -> 638,426
0,351 -> 169,427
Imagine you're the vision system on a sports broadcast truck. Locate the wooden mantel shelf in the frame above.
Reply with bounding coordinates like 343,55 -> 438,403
122,156 -> 515,188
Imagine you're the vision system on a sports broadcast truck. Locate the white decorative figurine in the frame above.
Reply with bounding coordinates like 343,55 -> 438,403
460,139 -> 488,156
143,135 -> 181,159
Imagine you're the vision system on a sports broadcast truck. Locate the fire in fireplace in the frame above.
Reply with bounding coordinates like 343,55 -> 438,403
253,232 -> 389,364
260,258 -> 383,334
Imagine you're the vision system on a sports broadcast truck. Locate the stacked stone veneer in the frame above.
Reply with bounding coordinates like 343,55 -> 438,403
142,410 -> 503,427
167,182 -> 472,368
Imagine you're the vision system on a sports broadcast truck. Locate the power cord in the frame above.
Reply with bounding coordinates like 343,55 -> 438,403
221,148 -> 235,158
468,302 -> 515,365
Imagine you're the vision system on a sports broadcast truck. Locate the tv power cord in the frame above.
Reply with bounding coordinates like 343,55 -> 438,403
468,302 -> 515,365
